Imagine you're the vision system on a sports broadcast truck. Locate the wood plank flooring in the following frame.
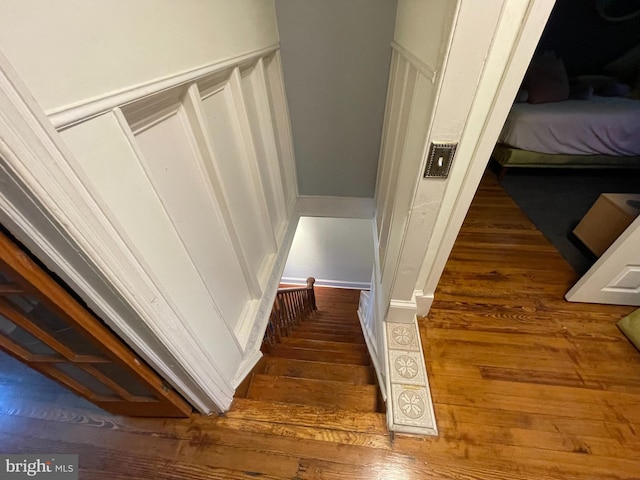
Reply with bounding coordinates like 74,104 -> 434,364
0,171 -> 639,479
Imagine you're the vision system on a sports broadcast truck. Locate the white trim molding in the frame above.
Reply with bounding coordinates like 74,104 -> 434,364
296,195 -> 375,219
391,42 -> 438,84
415,292 -> 435,316
233,213 -> 299,386
416,0 -> 555,312
281,277 -> 371,290
48,44 -> 279,130
387,295 -> 418,324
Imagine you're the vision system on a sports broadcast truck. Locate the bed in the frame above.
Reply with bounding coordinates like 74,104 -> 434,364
493,95 -> 640,178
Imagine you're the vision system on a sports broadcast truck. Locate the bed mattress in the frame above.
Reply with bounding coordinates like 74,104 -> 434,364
498,97 -> 640,156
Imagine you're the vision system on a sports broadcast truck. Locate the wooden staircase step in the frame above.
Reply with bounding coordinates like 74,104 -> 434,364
291,331 -> 365,343
280,337 -> 368,353
229,398 -> 387,436
288,330 -> 365,343
295,323 -> 363,335
269,344 -> 371,365
308,318 -> 360,327
246,374 -> 380,413
263,357 -> 376,385
315,306 -> 360,311
314,311 -> 359,319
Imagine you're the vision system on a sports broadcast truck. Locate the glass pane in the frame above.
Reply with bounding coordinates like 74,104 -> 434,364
7,294 -> 38,313
0,313 -> 57,355
92,363 -> 155,399
54,363 -> 115,398
6,295 -> 103,356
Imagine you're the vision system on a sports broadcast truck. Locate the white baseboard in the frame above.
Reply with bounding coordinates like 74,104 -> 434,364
387,297 -> 418,323
357,308 -> 386,401
295,195 -> 374,219
281,276 -> 370,290
415,292 -> 434,316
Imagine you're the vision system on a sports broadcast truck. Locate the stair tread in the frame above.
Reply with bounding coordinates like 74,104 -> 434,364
270,344 -> 371,365
281,337 -> 367,353
247,374 -> 380,413
295,323 -> 363,334
229,398 -> 387,435
263,357 -> 376,384
288,330 -> 365,343
306,320 -> 360,328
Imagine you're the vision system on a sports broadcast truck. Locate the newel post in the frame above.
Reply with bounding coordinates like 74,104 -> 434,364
306,276 -> 317,311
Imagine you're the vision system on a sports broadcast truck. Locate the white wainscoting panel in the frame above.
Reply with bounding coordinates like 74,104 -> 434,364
59,111 -> 238,406
263,52 -> 298,215
240,60 -> 289,245
199,73 -> 276,289
127,102 -> 254,336
377,53 -> 418,274
0,37 -> 298,413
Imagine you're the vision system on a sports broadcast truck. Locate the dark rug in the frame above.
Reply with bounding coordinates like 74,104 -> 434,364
498,167 -> 640,275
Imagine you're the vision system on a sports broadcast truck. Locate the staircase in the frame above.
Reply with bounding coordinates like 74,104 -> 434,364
232,284 -> 387,435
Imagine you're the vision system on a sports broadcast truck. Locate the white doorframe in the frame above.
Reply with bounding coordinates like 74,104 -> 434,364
371,0 -> 556,436
414,0 -> 556,315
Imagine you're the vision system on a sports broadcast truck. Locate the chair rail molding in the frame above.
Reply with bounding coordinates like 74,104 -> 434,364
48,44 -> 279,131
391,42 -> 438,85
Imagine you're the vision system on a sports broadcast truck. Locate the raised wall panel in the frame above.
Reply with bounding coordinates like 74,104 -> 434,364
131,105 -> 252,333
198,78 -> 274,286
377,56 -> 417,271
263,53 -> 298,213
60,112 -> 242,381
375,50 -> 401,236
240,61 -> 288,245
382,72 -> 437,306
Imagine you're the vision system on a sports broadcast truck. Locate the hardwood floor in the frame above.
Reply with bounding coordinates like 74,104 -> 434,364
0,172 -> 638,479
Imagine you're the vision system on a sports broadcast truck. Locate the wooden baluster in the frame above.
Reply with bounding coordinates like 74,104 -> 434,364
295,291 -> 302,325
307,277 -> 317,312
285,292 -> 293,332
278,294 -> 288,337
261,278 -> 318,351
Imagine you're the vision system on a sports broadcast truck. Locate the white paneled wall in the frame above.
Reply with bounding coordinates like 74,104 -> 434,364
0,1 -> 295,413
375,47 -> 437,311
367,0 -> 460,435
263,53 -> 299,215
362,42 -> 440,433
59,51 -> 297,411
240,60 -> 289,244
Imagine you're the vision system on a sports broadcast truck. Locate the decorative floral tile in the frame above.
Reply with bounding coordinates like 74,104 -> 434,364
386,322 -> 420,352
389,350 -> 426,386
391,384 -> 436,430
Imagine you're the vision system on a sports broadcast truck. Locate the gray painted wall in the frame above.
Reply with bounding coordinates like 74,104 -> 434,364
275,0 -> 397,198
282,217 -> 374,288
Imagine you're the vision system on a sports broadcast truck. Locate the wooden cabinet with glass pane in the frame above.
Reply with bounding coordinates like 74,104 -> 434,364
0,229 -> 191,417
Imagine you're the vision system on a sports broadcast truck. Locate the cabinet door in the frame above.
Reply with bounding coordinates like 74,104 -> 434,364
566,215 -> 640,307
0,230 -> 191,417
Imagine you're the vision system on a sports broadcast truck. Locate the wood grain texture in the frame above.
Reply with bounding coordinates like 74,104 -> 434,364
0,173 -> 638,479
263,357 -> 376,384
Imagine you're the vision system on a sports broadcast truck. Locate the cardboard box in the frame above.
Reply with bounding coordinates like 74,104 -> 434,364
573,193 -> 640,257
